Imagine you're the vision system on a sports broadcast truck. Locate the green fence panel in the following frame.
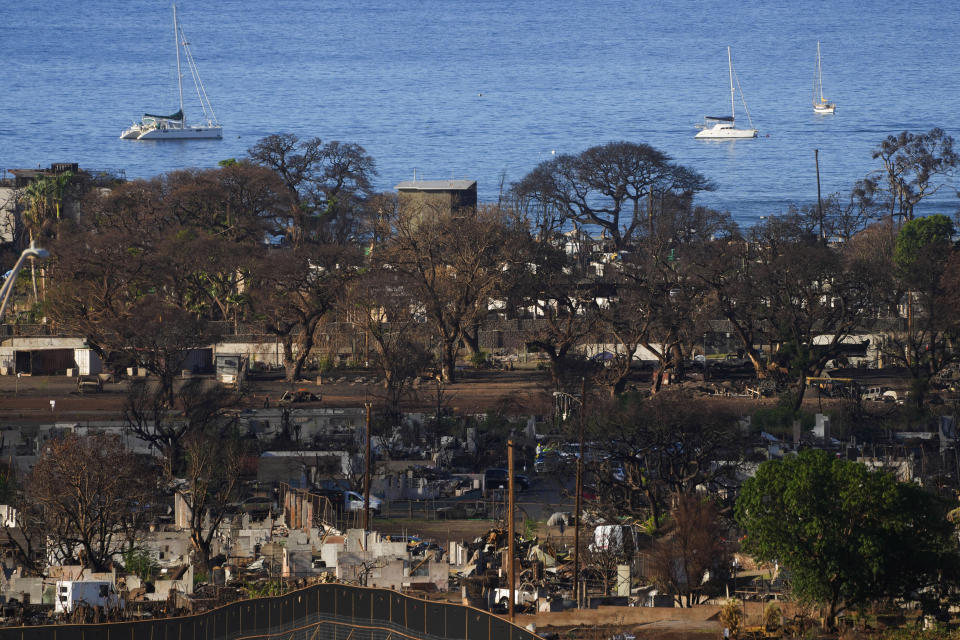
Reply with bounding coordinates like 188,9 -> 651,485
0,584 -> 542,640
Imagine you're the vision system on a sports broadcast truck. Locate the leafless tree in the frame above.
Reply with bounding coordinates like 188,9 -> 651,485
588,392 -> 743,532
650,494 -> 728,607
123,377 -> 241,477
27,434 -> 156,572
345,267 -> 433,424
747,212 -> 876,410
178,429 -> 244,572
247,134 -> 377,245
515,239 -> 601,388
868,128 -> 959,222
376,204 -> 522,382
249,243 -> 360,382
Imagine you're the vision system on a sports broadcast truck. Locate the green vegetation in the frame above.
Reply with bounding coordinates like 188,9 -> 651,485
750,403 -> 814,438
736,450 -> 959,628
122,548 -> 159,581
243,580 -> 286,598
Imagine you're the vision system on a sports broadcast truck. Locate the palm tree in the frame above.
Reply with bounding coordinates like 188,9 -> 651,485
49,171 -> 73,224
21,178 -> 53,304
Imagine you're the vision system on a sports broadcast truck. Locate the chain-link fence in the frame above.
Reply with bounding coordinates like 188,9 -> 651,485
0,583 -> 540,640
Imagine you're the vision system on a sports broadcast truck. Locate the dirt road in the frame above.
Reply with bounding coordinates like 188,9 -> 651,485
0,369 -> 556,424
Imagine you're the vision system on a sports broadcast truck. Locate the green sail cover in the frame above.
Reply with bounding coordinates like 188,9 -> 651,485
142,109 -> 183,121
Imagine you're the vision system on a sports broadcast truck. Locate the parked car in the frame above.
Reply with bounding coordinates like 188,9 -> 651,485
77,375 -> 103,393
344,490 -> 382,515
241,496 -> 273,517
435,500 -> 488,520
483,468 -> 530,494
881,390 -> 900,404
492,586 -> 537,610
861,385 -> 890,402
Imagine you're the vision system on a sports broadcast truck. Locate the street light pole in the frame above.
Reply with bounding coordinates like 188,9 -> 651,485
363,402 -> 373,530
0,244 -> 49,322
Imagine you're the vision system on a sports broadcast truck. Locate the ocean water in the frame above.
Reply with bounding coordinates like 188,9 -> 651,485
2,0 -> 959,225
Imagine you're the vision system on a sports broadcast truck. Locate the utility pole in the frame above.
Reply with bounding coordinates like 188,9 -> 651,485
508,439 -> 515,622
573,377 -> 586,608
364,402 -> 372,530
815,148 -> 824,242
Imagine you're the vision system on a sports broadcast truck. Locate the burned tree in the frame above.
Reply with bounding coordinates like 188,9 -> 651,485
376,204 -> 520,383
650,494 -> 728,607
177,428 -> 245,572
345,267 -> 433,425
28,434 -> 156,572
588,392 -> 743,532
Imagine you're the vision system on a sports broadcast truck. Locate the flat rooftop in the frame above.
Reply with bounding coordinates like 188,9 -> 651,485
394,179 -> 476,191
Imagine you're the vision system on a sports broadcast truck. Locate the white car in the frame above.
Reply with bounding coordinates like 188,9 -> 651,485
344,491 -> 382,515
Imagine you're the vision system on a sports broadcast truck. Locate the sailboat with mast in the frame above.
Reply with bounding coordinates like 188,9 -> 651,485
695,46 -> 757,139
813,41 -> 836,114
121,4 -> 222,140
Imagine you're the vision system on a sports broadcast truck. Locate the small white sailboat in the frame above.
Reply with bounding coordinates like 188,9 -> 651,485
695,46 -> 757,139
813,41 -> 835,114
121,4 -> 221,140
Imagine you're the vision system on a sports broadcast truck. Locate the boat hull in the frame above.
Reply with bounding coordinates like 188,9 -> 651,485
695,124 -> 757,139
813,104 -> 836,114
134,125 -> 222,140
120,126 -> 144,139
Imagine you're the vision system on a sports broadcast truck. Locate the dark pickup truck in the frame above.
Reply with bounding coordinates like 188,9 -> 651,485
435,500 -> 488,520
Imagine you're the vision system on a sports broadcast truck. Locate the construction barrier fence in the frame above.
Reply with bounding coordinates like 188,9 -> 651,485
0,583 -> 540,640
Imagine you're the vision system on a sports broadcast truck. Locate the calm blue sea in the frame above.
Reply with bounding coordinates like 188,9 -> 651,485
2,0 -> 959,224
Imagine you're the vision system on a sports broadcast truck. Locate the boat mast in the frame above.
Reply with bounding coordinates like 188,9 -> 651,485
174,4 -> 184,117
817,41 -> 825,103
728,46 -> 735,120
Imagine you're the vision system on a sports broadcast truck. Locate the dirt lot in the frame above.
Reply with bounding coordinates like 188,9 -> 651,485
0,368 -> 558,424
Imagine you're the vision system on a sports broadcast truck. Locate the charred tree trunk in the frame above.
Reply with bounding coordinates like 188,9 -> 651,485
440,338 -> 458,384
792,372 -> 808,412
462,325 -> 481,356
282,337 -> 298,383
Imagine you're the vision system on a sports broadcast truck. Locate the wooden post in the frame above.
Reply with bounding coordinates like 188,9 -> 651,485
508,439 -> 515,622
574,377 -> 586,608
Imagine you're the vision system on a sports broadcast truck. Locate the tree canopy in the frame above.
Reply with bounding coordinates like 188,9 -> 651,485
510,141 -> 713,250
735,449 -> 959,626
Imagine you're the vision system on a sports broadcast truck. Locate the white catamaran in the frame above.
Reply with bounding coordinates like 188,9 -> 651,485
121,4 -> 222,140
813,41 -> 836,114
695,46 -> 757,139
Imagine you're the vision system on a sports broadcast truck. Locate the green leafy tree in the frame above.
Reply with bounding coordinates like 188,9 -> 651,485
894,214 -> 954,280
888,215 -> 959,407
735,450 -> 959,628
